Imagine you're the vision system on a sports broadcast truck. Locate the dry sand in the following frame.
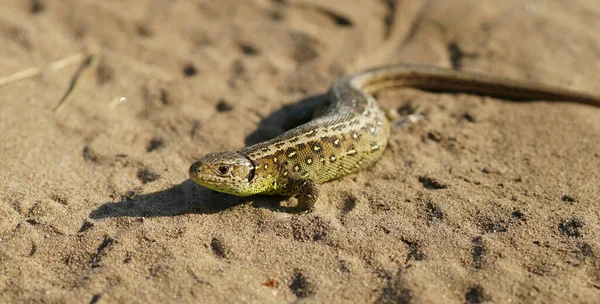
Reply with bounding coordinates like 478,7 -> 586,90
1,0 -> 600,303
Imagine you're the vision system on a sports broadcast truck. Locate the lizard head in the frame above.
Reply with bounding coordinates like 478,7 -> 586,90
189,151 -> 258,196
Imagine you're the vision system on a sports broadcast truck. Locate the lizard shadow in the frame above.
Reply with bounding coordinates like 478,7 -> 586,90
89,180 -> 300,219
245,93 -> 327,145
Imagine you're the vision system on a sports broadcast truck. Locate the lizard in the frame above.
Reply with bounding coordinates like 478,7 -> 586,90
189,65 -> 600,212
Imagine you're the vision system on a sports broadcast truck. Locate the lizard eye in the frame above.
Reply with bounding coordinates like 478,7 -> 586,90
218,165 -> 230,175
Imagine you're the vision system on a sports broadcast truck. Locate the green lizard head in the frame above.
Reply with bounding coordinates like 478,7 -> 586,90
189,151 -> 261,196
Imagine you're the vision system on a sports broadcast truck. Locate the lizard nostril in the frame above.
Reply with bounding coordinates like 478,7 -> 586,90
189,162 -> 200,176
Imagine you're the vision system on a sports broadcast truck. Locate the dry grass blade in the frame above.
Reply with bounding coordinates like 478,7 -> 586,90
53,48 -> 103,114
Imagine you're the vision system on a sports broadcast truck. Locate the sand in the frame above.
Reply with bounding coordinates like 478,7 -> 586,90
1,0 -> 599,303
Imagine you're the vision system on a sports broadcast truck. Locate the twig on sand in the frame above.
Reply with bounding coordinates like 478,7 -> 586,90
0,47 -> 104,114
0,52 -> 87,88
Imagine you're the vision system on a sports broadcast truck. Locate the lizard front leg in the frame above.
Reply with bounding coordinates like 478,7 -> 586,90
289,179 -> 319,212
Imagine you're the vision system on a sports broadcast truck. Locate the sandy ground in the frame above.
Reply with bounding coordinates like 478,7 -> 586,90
1,0 -> 600,303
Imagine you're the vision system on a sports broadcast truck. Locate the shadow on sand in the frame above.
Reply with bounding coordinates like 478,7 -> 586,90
244,93 -> 326,146
89,180 -> 245,219
90,180 -> 299,219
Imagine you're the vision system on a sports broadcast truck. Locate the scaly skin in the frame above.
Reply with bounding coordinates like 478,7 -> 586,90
189,64 -> 600,212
